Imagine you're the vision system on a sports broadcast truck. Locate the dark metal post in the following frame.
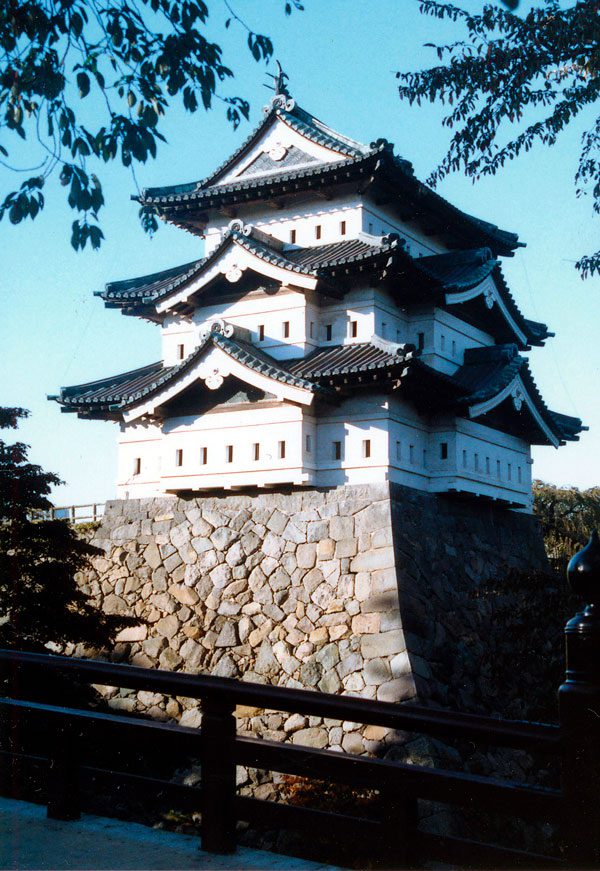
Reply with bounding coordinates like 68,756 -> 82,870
200,697 -> 237,854
47,717 -> 80,821
558,531 -> 600,868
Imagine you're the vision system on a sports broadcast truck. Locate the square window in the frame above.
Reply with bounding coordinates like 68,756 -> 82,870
440,442 -> 448,460
226,445 -> 233,463
350,320 -> 358,338
333,440 -> 342,461
363,439 -> 371,459
290,228 -> 297,244
305,434 -> 312,453
278,441 -> 286,460
175,449 -> 183,467
283,321 -> 290,339
258,324 -> 265,342
315,224 -> 322,240
200,447 -> 208,465
253,443 -> 260,461
340,220 -> 347,236
133,457 -> 141,476
325,324 -> 333,341
177,344 -> 185,360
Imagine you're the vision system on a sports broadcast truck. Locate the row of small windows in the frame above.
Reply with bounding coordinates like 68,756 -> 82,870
289,221 -> 347,245
256,320 -> 357,343
460,450 -> 523,483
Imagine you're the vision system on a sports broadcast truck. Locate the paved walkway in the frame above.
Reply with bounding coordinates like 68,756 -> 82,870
0,797 -> 340,870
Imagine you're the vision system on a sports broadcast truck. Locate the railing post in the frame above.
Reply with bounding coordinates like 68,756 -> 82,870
558,531 -> 600,868
200,697 -> 237,854
380,790 -> 419,869
47,717 -> 80,821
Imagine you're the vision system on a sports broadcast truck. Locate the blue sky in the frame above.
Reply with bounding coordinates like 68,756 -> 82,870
2,0 -> 598,505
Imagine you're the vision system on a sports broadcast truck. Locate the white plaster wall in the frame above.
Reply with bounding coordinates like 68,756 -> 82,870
408,307 -> 494,374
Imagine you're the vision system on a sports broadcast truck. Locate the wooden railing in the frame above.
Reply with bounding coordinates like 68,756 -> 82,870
29,503 -> 105,523
1,533 -> 599,868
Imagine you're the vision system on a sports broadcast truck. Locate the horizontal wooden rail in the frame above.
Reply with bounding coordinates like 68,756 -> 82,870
0,650 -> 561,753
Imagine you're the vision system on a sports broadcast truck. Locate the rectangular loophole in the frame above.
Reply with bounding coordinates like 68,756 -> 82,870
258,325 -> 265,342
175,449 -> 183,468
200,447 -> 208,465
283,321 -> 290,339
133,457 -> 141,476
226,445 -> 233,464
253,443 -> 260,462
363,439 -> 371,459
278,441 -> 286,460
333,441 -> 342,461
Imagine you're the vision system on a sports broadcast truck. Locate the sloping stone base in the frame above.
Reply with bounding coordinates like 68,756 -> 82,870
76,484 -> 547,754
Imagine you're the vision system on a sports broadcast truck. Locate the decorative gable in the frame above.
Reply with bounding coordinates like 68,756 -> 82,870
236,144 -> 318,180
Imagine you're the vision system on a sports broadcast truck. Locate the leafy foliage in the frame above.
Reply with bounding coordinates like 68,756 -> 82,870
397,1 -> 600,278
533,478 -> 600,573
0,1 -> 301,248
0,407 -> 126,652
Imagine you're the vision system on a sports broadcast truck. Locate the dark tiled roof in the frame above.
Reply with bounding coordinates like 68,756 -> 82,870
136,97 -> 522,256
453,344 -> 524,402
417,247 -> 498,291
288,342 -> 413,380
100,258 -> 206,303
57,361 -> 164,408
140,102 -> 372,201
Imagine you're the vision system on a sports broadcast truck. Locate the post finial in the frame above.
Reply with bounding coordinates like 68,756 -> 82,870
567,530 -> 600,607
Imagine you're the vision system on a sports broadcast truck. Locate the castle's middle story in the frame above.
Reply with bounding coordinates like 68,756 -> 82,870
53,76 -> 584,511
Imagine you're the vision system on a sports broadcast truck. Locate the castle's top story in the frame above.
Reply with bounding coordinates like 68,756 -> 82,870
52,70 -> 584,510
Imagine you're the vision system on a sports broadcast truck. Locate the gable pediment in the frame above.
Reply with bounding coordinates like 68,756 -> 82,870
123,331 -> 319,422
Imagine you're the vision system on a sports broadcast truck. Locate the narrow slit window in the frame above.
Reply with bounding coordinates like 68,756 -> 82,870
325,324 -> 333,341
396,440 -> 401,461
409,444 -> 415,464
175,449 -> 183,468
333,441 -> 342,461
474,453 -> 479,472
305,434 -> 312,453
283,321 -> 290,339
486,456 -> 491,474
518,466 -> 522,484
451,339 -> 456,357
133,457 -> 141,476
462,449 -> 467,468
315,224 -> 322,240
340,220 -> 347,236
441,334 -> 446,352
422,448 -> 427,467
278,441 -> 286,460
177,344 -> 185,361
368,222 -> 373,233
507,463 -> 512,481
363,439 -> 371,459
440,442 -> 448,460
309,321 -> 314,339
381,322 -> 387,338
396,329 -> 402,343
417,332 -> 425,351
290,228 -> 297,244
253,443 -> 260,462
258,324 -> 265,342
226,445 -> 233,464
200,447 -> 208,465
350,320 -> 358,338
497,459 -> 501,479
